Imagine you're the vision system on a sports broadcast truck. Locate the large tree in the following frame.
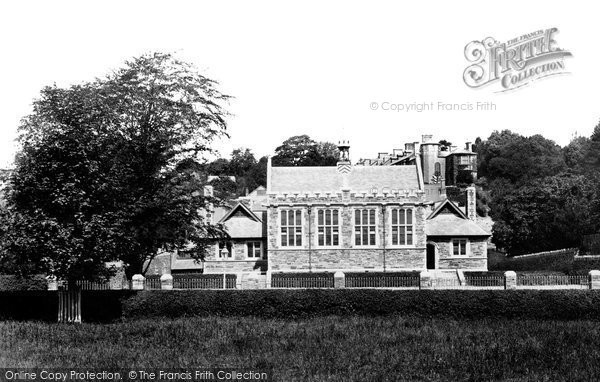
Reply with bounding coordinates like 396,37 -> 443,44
272,135 -> 339,166
0,53 -> 229,281
490,174 -> 600,255
476,130 -> 566,185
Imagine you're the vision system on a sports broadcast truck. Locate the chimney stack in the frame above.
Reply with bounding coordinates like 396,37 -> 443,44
422,134 -> 433,143
465,142 -> 473,152
337,140 -> 351,163
337,140 -> 352,174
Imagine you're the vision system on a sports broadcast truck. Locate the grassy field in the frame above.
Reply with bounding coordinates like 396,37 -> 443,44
2,316 -> 600,381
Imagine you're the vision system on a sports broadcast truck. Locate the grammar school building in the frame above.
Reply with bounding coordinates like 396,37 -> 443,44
146,136 -> 490,276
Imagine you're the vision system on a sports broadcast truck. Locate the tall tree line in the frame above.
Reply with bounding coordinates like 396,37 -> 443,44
475,125 -> 600,255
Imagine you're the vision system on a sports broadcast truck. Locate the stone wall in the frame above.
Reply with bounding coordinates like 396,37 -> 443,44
430,237 -> 488,270
269,248 -> 425,271
267,192 -> 429,272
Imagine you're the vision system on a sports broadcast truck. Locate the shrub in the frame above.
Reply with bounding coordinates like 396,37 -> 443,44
5,289 -> 600,322
121,289 -> 600,320
0,274 -> 47,291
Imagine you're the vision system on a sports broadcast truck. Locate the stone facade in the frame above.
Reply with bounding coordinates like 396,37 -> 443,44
267,187 -> 430,272
428,237 -> 488,270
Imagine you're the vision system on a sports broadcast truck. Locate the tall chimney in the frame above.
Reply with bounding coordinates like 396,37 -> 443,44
337,140 -> 352,174
465,142 -> 472,152
422,134 -> 433,143
466,186 -> 476,221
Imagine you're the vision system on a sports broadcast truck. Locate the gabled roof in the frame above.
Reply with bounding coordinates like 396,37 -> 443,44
428,198 -> 468,220
219,202 -> 261,223
269,165 -> 421,193
426,199 -> 490,237
219,202 -> 265,238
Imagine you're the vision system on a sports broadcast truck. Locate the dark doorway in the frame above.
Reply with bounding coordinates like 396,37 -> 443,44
426,244 -> 436,270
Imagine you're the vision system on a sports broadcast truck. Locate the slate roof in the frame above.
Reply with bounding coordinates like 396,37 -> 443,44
269,165 -> 421,193
425,199 -> 490,237
219,202 -> 265,238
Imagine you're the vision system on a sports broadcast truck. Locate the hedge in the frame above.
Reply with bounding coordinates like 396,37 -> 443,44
120,289 -> 600,320
4,290 -> 600,322
0,274 -> 47,291
0,291 -> 135,322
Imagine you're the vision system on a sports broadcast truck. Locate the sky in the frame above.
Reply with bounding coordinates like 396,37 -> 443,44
0,1 -> 597,168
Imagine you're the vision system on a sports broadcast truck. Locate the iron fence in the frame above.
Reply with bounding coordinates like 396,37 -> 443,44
517,274 -> 589,288
144,277 -> 162,290
173,275 -> 237,289
271,274 -> 334,288
76,280 -> 112,290
346,274 -> 419,288
465,275 -> 505,288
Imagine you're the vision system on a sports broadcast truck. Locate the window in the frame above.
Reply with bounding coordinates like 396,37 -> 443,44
281,210 -> 302,247
317,209 -> 340,247
434,162 -> 441,176
354,209 -> 376,246
247,241 -> 263,258
452,239 -> 468,256
390,208 -> 413,246
217,241 -> 233,259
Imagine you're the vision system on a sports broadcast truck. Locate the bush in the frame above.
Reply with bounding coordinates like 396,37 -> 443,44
0,290 -> 135,322
6,289 -> 600,322
121,289 -> 600,320
0,274 -> 47,291
0,291 -> 57,321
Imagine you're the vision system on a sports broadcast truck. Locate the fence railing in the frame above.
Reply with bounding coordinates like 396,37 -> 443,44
76,280 -> 112,290
144,277 -> 162,290
173,275 -> 236,289
271,274 -> 334,288
44,271 -> 600,291
517,274 -> 589,288
345,274 -> 419,288
465,275 -> 505,288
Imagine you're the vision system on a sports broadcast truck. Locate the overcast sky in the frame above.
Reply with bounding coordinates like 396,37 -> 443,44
0,1 -> 597,168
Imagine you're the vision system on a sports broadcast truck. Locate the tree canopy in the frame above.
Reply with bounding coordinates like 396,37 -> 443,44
272,135 -> 339,166
475,126 -> 600,255
0,53 -> 229,280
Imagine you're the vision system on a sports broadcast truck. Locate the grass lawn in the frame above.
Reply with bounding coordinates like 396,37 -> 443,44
2,316 -> 600,381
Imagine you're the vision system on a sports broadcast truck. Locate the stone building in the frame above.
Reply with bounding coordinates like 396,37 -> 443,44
355,135 -> 478,190
266,142 -> 490,272
147,140 -> 490,275
145,186 -> 268,275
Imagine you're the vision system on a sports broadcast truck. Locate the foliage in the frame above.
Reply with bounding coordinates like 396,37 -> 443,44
476,130 -> 566,185
7,289 -> 600,322
438,139 -> 452,151
0,53 -> 229,281
272,135 -> 339,166
117,289 -> 600,320
203,149 -> 267,198
489,174 -> 600,255
476,127 -> 600,254
455,169 -> 474,186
